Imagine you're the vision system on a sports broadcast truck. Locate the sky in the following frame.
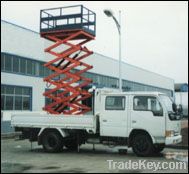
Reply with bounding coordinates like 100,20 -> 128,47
1,1 -> 188,83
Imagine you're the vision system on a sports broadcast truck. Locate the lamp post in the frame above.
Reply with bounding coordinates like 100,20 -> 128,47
104,9 -> 122,91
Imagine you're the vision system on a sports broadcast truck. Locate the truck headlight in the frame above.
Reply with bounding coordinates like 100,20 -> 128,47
166,130 -> 174,137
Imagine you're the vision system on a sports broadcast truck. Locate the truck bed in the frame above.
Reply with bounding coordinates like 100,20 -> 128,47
11,112 -> 96,132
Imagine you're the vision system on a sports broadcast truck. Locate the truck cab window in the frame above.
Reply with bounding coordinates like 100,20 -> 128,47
133,96 -> 163,116
105,96 -> 125,110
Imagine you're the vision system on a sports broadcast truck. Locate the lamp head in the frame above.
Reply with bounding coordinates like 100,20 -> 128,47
104,9 -> 113,17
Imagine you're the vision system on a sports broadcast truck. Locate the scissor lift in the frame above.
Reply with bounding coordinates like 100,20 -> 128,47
40,5 -> 96,115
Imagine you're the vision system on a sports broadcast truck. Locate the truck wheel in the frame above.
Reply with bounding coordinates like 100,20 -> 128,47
65,140 -> 78,151
132,134 -> 154,157
42,131 -> 63,153
154,144 -> 165,153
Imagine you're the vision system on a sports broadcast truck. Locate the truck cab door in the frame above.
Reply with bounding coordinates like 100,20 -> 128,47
100,95 -> 128,137
131,95 -> 165,140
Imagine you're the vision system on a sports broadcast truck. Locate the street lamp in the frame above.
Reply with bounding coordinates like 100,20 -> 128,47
104,9 -> 122,91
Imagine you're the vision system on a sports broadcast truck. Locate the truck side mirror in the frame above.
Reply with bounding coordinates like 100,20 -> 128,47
178,104 -> 183,114
172,103 -> 177,112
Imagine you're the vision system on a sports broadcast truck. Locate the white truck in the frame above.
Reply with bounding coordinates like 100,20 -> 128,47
11,88 -> 182,157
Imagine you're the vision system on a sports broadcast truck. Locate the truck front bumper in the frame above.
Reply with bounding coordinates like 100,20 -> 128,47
165,135 -> 182,145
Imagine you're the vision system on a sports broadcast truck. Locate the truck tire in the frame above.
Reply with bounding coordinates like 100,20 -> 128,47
132,133 -> 154,157
64,140 -> 78,151
42,131 -> 63,153
154,144 -> 165,153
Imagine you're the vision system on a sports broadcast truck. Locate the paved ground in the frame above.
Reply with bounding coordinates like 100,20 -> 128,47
1,139 -> 188,173
181,119 -> 188,146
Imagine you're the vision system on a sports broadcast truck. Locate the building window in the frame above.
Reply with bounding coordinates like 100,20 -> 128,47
39,62 -> 45,77
13,57 -> 20,73
23,97 -> 30,110
1,53 -> 5,71
44,66 -> 51,77
105,96 -> 125,110
20,59 -> 27,74
1,95 -> 5,110
5,96 -> 14,110
15,96 -> 22,110
5,54 -> 13,71
26,59 -> 33,75
1,85 -> 32,111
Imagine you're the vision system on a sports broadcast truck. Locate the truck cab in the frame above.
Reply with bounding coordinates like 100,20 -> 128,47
11,88 -> 182,157
94,89 -> 182,156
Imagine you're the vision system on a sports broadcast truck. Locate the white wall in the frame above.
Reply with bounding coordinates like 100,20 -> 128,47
1,21 -> 46,61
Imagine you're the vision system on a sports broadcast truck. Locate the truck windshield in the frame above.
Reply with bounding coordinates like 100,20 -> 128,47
159,95 -> 173,112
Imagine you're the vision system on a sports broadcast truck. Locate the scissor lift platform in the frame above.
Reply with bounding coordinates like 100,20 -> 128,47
40,5 -> 96,40
40,5 -> 96,115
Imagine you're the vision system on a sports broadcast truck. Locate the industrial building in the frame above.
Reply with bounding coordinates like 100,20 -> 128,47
174,83 -> 188,117
1,20 -> 175,132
